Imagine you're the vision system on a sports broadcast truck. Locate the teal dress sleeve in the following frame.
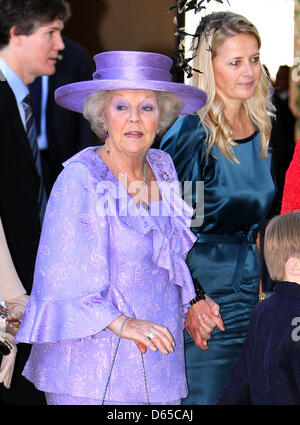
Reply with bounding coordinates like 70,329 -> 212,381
160,114 -> 275,405
160,114 -> 205,182
160,115 -> 207,228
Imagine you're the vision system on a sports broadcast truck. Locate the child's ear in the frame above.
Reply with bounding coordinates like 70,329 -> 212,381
286,257 -> 300,276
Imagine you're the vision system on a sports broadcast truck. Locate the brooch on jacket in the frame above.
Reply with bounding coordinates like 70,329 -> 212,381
161,171 -> 170,181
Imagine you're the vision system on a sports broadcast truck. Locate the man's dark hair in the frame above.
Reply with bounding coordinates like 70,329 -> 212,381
0,0 -> 71,49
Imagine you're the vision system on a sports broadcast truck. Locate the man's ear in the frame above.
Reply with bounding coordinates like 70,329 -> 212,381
9,26 -> 23,47
285,257 -> 300,276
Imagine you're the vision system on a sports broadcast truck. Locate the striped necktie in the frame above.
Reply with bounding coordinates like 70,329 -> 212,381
22,94 -> 47,224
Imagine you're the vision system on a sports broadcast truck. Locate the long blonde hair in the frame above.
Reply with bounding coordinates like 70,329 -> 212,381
191,12 -> 275,162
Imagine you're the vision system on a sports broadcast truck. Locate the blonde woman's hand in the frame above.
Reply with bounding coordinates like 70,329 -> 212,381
185,295 -> 225,350
108,315 -> 175,355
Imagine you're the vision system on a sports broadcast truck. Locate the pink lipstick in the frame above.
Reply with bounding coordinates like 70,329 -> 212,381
125,131 -> 143,138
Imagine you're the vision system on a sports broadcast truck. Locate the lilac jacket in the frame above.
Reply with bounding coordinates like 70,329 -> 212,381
16,147 -> 196,403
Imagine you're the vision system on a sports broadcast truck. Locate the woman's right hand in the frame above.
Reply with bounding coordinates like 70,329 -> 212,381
108,315 -> 175,355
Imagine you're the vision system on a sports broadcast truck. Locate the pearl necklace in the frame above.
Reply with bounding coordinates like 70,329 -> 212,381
105,142 -> 149,211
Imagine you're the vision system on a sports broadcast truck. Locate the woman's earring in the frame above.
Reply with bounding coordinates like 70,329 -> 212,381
155,129 -> 160,143
104,129 -> 109,139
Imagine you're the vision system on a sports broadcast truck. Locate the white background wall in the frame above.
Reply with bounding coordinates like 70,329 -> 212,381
185,0 -> 295,80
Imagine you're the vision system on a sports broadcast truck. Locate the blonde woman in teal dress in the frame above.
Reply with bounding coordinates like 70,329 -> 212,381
160,12 -> 276,404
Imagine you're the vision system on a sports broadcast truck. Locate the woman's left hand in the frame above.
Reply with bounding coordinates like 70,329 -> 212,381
108,315 -> 175,355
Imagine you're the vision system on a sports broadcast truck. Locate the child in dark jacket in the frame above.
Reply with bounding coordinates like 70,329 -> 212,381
218,211 -> 300,405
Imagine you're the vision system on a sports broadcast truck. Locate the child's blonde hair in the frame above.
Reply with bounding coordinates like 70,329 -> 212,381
264,211 -> 300,281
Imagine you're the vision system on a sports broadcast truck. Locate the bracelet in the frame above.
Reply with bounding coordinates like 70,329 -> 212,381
190,278 -> 206,306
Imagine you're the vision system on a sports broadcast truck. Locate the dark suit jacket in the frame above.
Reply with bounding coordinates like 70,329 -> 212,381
30,37 -> 99,188
269,93 -> 295,215
217,281 -> 300,405
0,80 -> 42,295
0,79 -> 46,404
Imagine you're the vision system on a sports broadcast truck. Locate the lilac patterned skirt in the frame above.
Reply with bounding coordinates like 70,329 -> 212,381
45,392 -> 180,405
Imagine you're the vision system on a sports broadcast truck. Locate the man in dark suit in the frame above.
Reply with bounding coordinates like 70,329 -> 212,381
260,66 -> 295,294
29,36 -> 98,189
0,0 -> 70,404
271,65 -> 295,216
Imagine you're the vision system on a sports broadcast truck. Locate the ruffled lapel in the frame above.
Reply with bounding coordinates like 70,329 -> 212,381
64,147 -> 196,286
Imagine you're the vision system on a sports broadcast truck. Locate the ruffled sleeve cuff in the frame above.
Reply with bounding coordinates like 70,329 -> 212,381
15,293 -> 123,343
14,289 -> 138,344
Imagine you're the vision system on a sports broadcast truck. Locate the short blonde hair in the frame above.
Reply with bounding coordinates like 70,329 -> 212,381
83,90 -> 183,141
191,11 -> 275,163
264,212 -> 300,281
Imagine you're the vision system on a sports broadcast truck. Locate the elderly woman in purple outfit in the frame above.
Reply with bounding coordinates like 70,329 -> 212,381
15,51 -> 220,405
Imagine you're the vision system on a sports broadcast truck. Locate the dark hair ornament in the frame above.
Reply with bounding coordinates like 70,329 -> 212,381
169,0 -> 230,78
169,0 -> 227,15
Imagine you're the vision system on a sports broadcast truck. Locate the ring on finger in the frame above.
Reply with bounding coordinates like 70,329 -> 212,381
147,331 -> 155,340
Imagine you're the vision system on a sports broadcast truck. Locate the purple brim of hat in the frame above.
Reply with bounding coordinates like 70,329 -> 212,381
54,51 -> 206,115
55,80 -> 206,115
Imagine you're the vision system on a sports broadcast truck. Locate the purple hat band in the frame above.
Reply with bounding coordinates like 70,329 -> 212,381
93,51 -> 173,82
55,51 -> 206,115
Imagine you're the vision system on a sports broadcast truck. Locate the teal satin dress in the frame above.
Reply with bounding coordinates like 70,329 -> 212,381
160,115 -> 275,404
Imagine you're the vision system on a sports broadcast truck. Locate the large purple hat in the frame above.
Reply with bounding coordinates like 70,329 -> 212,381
55,51 -> 206,114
